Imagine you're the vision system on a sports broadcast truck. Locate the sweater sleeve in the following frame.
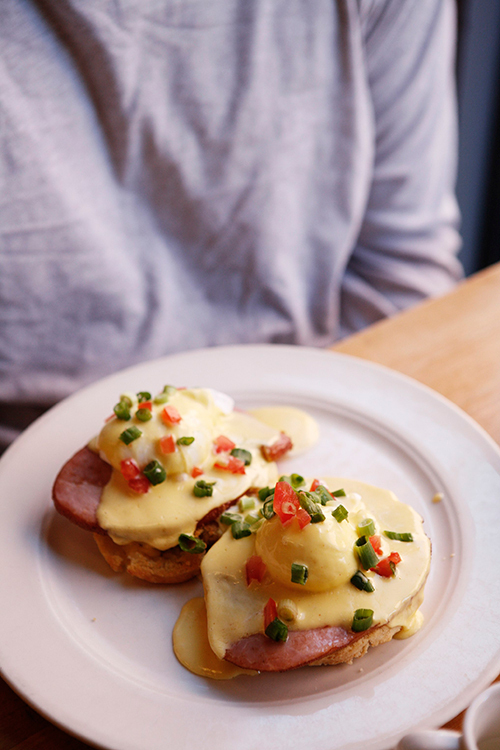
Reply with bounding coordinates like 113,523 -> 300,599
340,0 -> 463,336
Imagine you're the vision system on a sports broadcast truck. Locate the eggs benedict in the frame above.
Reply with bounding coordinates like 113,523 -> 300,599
52,386 -> 299,583
173,475 -> 431,674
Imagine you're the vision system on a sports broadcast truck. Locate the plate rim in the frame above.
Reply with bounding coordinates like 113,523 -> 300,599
1,344 -> 499,750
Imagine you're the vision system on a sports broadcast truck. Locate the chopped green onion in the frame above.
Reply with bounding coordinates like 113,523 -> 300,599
313,485 -> 333,505
220,512 -> 241,525
332,504 -> 348,522
260,497 -> 275,519
142,460 -> 167,485
258,486 -> 274,503
291,563 -> 309,585
136,407 -> 152,422
265,618 -> 288,642
277,599 -> 298,623
193,479 -> 216,497
119,392 -> 135,407
238,496 -> 256,512
230,448 -> 252,466
178,533 -> 207,554
177,436 -> 195,446
357,518 -> 376,537
351,571 -> 375,592
291,473 -> 306,488
153,385 -> 177,405
298,492 -> 325,523
352,609 -> 374,632
384,531 -> 414,542
244,511 -> 261,525
137,391 -> 152,403
231,520 -> 252,539
331,488 -> 346,497
279,474 -> 305,489
355,536 -> 379,569
119,425 -> 142,444
250,518 -> 265,533
114,401 -> 131,421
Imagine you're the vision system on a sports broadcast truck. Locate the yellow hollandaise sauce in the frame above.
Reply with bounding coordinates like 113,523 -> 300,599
173,597 -> 256,679
248,406 -> 320,456
198,478 -> 430,664
93,387 -> 319,550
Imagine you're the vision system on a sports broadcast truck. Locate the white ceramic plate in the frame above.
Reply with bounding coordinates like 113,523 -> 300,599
1,345 -> 500,750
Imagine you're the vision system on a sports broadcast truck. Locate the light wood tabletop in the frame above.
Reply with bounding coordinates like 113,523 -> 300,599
1,262 -> 499,748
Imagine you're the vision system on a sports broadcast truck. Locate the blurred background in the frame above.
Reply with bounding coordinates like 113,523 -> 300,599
456,0 -> 500,275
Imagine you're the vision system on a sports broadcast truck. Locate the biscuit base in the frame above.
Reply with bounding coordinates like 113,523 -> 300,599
309,623 -> 401,666
93,519 -> 223,584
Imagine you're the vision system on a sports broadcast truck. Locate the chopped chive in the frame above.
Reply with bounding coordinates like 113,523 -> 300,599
258,486 -> 273,503
265,618 -> 288,642
153,385 -> 177,405
231,520 -> 252,539
114,401 -> 131,421
291,563 -> 308,585
313,485 -> 333,505
119,392 -> 135,407
279,473 -> 305,489
350,570 -> 375,592
355,536 -> 379,569
142,460 -> 166,485
119,425 -> 142,444
230,448 -> 252,466
193,479 -> 216,497
177,436 -> 195,446
220,512 -> 241,525
352,609 -> 374,632
298,492 -> 325,523
332,504 -> 348,523
384,531 -> 414,542
357,518 -> 376,537
178,533 -> 207,554
260,497 -> 275,519
331,488 -> 346,497
238,496 -> 256,512
136,407 -> 152,422
250,518 -> 265,533
277,599 -> 298,623
137,391 -> 152,403
291,473 -> 306,488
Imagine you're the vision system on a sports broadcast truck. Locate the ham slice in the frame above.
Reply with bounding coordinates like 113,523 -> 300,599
52,446 -> 111,533
52,446 -> 244,536
224,625 -> 367,672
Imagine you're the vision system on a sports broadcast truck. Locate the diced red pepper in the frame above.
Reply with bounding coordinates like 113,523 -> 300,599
310,478 -> 321,492
159,435 -> 176,454
213,435 -> 236,453
264,598 -> 277,629
191,466 -> 203,478
296,507 -> 311,529
372,552 -> 402,578
245,555 -> 267,585
273,481 -> 300,526
128,475 -> 150,494
138,401 -> 152,411
369,535 -> 383,555
120,459 -> 140,481
161,405 -> 182,425
260,432 -> 293,462
213,455 -> 246,474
